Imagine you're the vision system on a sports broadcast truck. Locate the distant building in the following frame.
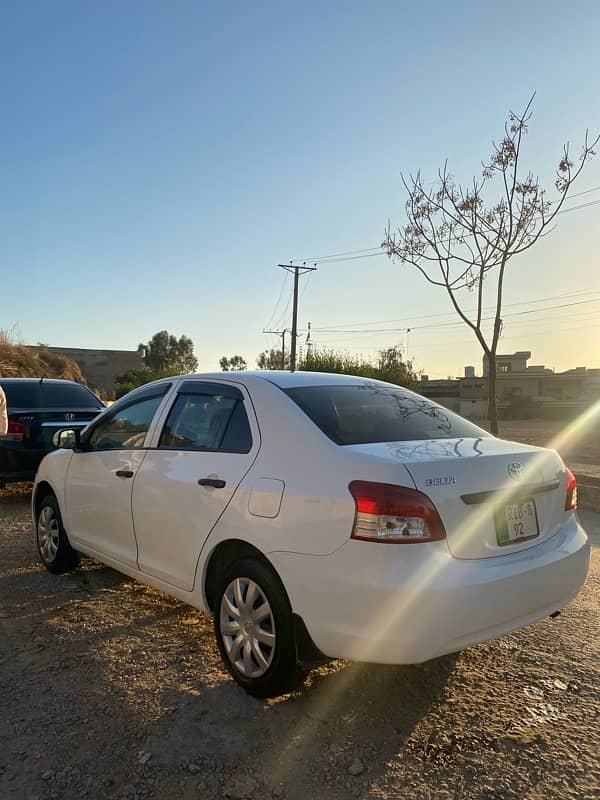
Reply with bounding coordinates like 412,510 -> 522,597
29,346 -> 142,397
418,378 -> 460,412
420,350 -> 600,420
483,351 -> 532,376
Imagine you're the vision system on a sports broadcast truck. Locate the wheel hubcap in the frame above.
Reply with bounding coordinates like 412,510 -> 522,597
219,577 -> 276,679
37,506 -> 59,562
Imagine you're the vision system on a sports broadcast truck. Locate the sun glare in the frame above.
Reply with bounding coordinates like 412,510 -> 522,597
265,400 -> 600,787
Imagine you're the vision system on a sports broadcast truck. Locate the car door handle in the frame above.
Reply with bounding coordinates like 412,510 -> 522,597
198,478 -> 226,489
115,469 -> 134,478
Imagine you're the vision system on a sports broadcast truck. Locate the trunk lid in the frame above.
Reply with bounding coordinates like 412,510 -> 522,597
10,408 -> 101,448
346,437 -> 568,559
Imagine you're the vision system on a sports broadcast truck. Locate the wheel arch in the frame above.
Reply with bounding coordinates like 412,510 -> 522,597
33,480 -> 57,516
202,538 -> 281,612
203,538 -> 328,671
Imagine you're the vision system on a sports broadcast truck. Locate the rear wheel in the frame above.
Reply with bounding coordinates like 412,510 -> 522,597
214,557 -> 305,697
36,494 -> 80,574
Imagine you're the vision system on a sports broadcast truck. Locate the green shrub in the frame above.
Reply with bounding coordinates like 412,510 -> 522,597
300,346 -> 419,390
114,366 -> 183,399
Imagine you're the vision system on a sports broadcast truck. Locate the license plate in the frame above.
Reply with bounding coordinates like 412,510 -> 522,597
496,498 -> 539,546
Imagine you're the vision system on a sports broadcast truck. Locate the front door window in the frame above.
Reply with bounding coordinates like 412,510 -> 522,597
87,393 -> 167,450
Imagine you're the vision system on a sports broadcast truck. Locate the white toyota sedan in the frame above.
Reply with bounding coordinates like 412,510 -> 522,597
33,371 -> 590,696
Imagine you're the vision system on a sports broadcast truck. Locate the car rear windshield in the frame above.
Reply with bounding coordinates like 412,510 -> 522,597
284,384 -> 489,445
2,382 -> 102,409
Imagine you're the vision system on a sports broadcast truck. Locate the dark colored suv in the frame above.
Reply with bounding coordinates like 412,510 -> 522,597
0,378 -> 104,486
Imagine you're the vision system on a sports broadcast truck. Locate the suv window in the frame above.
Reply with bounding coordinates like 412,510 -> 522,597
2,381 -> 102,409
160,391 -> 252,453
284,383 -> 489,446
87,395 -> 165,450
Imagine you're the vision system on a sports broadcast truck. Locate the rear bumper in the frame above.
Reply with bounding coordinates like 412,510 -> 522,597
0,444 -> 49,483
268,513 -> 590,664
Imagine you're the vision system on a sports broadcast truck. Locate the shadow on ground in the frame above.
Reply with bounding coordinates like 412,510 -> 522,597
0,513 -> 458,800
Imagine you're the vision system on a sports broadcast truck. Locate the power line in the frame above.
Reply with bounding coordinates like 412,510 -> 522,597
307,252 -> 386,265
316,315 -> 600,350
290,245 -> 381,263
498,321 -> 600,340
274,282 -> 294,331
313,302 -> 600,345
312,296 -> 600,335
404,309 -> 600,341
314,294 -> 600,335
299,271 -> 313,302
312,287 -> 600,331
409,320 -> 600,349
288,186 -> 600,267
567,185 -> 600,199
554,198 -> 600,215
264,270 -> 289,331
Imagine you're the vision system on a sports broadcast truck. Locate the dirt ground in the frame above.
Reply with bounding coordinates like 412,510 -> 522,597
498,419 -> 600,477
0,485 -> 598,800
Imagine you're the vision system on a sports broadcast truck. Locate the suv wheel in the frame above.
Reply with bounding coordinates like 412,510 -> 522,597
36,494 -> 80,574
214,557 -> 305,697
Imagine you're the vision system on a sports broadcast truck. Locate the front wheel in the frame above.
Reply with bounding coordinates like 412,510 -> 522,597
214,557 -> 305,697
36,494 -> 80,574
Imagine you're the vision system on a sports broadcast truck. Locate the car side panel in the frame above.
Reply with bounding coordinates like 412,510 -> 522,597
193,379 -> 419,592
32,449 -> 74,525
267,515 -> 589,663
65,449 -> 145,568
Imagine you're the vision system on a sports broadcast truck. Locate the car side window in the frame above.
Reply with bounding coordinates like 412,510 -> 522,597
159,390 -> 252,453
87,395 -> 165,451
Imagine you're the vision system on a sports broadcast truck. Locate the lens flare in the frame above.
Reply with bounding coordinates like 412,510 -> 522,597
265,400 -> 600,790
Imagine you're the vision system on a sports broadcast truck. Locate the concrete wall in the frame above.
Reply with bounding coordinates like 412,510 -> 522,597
460,399 -> 488,420
497,377 -> 541,400
483,351 -> 531,376
35,347 -> 142,396
430,396 -> 460,413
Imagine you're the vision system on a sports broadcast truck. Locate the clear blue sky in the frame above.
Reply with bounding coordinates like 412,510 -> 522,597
1,0 -> 599,377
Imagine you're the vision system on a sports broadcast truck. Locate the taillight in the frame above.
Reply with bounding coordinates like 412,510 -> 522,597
348,481 -> 446,543
565,468 -> 577,511
5,421 -> 26,442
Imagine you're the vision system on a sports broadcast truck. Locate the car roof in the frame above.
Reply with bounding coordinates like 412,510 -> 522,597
0,377 -> 84,386
170,371 -> 384,389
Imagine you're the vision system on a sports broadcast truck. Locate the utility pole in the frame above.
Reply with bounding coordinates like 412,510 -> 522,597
278,263 -> 316,371
305,322 -> 313,357
262,329 -> 288,369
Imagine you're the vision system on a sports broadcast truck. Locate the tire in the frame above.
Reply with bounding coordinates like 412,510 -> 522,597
36,494 -> 80,574
214,556 -> 305,698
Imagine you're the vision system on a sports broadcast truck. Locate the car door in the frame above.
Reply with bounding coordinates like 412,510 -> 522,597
64,384 -> 172,567
132,380 -> 259,590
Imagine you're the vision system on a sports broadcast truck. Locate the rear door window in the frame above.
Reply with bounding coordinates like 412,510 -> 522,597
284,383 -> 489,445
159,384 -> 252,453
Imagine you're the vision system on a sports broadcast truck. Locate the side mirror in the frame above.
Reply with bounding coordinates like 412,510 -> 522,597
52,429 -> 80,449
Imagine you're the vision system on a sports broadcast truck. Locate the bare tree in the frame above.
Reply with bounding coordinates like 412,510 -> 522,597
384,96 -> 598,434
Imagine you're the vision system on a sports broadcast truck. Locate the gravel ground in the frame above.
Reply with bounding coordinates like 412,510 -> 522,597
0,486 -> 598,800
498,419 -> 600,473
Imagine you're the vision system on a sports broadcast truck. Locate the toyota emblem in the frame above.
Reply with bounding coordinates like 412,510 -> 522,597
508,461 -> 524,480
64,413 -> 75,422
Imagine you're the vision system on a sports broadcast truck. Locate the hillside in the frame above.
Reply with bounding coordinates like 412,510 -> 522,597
0,332 -> 85,382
